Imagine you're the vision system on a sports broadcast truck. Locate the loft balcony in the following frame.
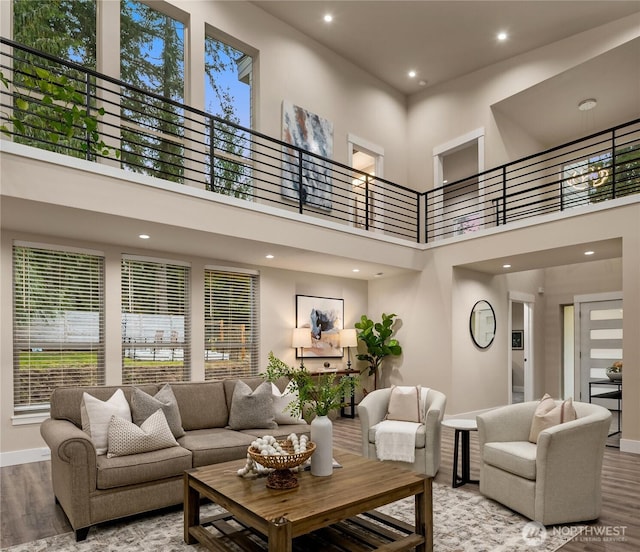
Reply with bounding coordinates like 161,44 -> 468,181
1,37 -> 639,253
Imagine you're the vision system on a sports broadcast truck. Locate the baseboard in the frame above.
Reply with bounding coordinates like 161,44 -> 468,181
620,439 -> 640,455
0,447 -> 50,467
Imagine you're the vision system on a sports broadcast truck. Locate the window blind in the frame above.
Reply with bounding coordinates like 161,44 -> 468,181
204,268 -> 259,380
13,244 -> 105,414
121,256 -> 190,384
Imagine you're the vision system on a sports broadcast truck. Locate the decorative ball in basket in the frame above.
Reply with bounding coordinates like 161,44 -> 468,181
244,434 -> 315,489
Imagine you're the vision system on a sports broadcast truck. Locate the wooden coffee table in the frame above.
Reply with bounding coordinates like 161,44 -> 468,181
184,449 -> 433,552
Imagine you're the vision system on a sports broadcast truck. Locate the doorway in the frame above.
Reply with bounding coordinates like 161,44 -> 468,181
509,292 -> 535,403
348,134 -> 384,231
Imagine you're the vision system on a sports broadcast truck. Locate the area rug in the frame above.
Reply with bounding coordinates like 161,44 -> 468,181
2,482 -> 578,551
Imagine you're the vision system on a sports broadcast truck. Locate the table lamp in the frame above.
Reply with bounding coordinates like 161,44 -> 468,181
292,328 -> 312,369
340,329 -> 358,370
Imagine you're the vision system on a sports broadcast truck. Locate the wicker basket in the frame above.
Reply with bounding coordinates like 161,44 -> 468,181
248,440 -> 316,470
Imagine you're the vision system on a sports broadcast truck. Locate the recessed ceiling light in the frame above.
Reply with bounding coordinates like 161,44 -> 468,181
352,268 -> 360,273
584,250 -> 595,256
138,234 -> 150,239
323,13 -> 333,23
265,254 -> 274,259
408,70 -> 417,78
503,264 -> 512,269
497,31 -> 508,41
578,98 -> 597,111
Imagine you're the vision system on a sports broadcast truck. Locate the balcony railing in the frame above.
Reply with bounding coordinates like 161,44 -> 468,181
1,37 -> 639,245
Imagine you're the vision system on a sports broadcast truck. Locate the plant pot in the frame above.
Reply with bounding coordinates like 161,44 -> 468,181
310,415 -> 333,476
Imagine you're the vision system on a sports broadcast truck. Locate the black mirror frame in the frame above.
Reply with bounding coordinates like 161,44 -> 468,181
469,299 -> 496,349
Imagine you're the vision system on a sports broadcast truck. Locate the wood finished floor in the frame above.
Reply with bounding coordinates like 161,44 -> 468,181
1,416 -> 639,550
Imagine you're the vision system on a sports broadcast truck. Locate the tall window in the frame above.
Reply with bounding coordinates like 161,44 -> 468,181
13,244 -> 104,415
205,34 -> 253,198
121,256 -> 190,384
204,268 -> 259,380
120,0 -> 185,183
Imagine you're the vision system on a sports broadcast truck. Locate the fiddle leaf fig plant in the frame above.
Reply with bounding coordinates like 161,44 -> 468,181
355,313 -> 402,390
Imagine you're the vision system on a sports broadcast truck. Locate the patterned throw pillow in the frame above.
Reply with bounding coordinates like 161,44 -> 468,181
131,384 -> 185,438
81,389 -> 132,455
386,385 -> 423,423
227,381 -> 277,430
529,393 -> 577,443
107,409 -> 179,458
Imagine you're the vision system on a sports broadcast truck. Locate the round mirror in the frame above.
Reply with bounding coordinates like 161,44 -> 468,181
470,300 -> 496,349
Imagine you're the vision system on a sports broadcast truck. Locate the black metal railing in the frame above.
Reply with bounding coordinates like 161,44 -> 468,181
1,37 -> 639,245
0,37 -> 420,242
424,119 -> 640,241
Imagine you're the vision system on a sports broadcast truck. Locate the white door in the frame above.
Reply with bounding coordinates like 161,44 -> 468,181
578,299 -> 623,405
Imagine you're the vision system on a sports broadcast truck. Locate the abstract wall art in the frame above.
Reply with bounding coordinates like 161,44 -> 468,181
296,294 -> 344,358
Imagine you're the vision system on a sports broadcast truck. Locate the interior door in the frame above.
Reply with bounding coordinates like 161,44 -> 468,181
578,299 -> 623,405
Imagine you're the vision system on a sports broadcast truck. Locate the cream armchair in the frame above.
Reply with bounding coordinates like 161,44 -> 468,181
357,387 -> 446,477
476,400 -> 611,526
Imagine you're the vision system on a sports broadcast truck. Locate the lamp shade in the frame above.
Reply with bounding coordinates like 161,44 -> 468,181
292,328 -> 312,349
340,328 -> 358,348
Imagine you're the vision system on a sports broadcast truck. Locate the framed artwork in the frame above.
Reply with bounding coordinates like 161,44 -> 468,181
296,294 -> 343,358
282,100 -> 333,211
453,213 -> 481,236
512,330 -> 524,350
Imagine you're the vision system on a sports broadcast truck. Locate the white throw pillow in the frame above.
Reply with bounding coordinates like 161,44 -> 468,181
107,409 -> 179,458
271,381 -> 304,424
386,385 -> 423,423
81,389 -> 132,455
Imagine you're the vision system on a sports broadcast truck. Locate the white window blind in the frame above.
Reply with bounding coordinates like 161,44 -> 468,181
121,256 -> 190,384
204,268 -> 259,380
13,245 -> 105,414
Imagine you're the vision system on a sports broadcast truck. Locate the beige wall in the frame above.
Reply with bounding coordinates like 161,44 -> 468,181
407,13 -> 640,191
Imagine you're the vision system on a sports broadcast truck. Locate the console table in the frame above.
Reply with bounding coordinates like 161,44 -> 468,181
310,368 -> 357,418
589,378 -> 622,440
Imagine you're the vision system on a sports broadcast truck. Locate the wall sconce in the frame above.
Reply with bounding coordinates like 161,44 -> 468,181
292,328 -> 311,369
340,329 -> 358,371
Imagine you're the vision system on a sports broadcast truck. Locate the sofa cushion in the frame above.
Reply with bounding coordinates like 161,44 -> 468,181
227,381 -> 276,430
271,381 -> 304,424
169,381 -> 228,430
107,410 -> 179,458
529,394 -> 577,443
131,384 -> 185,438
178,428 -> 256,467
483,441 -> 538,480
386,385 -> 422,423
368,422 -> 426,449
81,389 -> 131,455
96,445 -> 192,490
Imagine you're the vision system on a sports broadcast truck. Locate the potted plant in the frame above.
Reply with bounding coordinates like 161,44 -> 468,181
263,352 -> 357,476
354,313 -> 402,391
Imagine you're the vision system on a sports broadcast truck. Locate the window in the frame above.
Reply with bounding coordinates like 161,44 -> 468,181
120,0 -> 185,183
121,256 -> 190,384
205,33 -> 253,198
13,244 -> 104,415
204,268 -> 259,380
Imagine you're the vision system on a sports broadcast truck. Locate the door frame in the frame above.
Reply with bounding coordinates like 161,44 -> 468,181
508,291 -> 535,403
347,133 -> 384,231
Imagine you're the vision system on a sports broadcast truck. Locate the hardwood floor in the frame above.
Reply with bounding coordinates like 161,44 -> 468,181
1,416 -> 639,550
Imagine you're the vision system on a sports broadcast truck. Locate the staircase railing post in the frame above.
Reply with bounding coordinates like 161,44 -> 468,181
85,72 -> 92,161
298,150 -> 304,214
365,174 -> 370,230
611,130 -> 617,199
501,166 -> 507,226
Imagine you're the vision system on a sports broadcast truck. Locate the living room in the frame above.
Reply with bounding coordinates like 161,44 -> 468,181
0,1 -> 639,549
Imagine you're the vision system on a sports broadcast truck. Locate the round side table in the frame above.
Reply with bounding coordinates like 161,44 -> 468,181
441,418 -> 478,488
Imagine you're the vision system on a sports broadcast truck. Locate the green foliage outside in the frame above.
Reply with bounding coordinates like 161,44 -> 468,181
355,313 -> 402,390
262,352 -> 358,419
588,144 -> 640,203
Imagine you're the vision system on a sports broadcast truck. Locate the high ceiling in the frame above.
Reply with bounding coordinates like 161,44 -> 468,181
252,1 -> 640,96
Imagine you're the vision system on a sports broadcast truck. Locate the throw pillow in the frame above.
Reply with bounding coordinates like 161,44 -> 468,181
107,409 -> 179,458
81,389 -> 131,455
131,384 -> 185,438
529,394 -> 577,443
271,381 -> 304,424
386,385 -> 422,423
227,381 -> 277,430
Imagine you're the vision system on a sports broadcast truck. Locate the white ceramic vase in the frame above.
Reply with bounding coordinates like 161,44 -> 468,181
310,414 -> 333,476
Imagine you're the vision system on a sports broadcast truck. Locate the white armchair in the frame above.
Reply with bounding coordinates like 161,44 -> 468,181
476,400 -> 611,525
357,387 -> 447,477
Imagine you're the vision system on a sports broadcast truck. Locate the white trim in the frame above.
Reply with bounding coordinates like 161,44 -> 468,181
347,133 -> 385,157
13,240 -> 104,257
11,413 -> 49,426
620,439 -> 640,455
205,265 -> 259,276
574,292 -> 623,303
122,253 -> 191,267
433,128 -> 485,157
508,291 -> 535,303
0,447 -> 51,467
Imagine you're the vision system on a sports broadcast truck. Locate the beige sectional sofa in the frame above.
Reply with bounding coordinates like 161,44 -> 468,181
40,377 -> 309,541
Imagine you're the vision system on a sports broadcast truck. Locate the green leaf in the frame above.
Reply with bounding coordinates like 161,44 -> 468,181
15,98 -> 28,111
